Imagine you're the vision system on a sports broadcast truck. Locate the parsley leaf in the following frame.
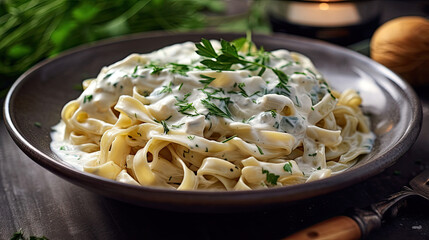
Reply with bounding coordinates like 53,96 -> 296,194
262,169 -> 279,185
283,162 -> 293,173
195,38 -> 218,58
83,94 -> 93,103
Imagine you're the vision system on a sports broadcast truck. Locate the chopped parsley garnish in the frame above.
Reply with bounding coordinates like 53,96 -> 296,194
149,63 -> 164,75
243,115 -> 255,124
199,74 -> 216,85
169,63 -> 190,76
222,135 -> 237,143
268,109 -> 277,118
327,88 -> 336,100
175,94 -> 199,116
103,73 -> 113,80
131,66 -> 139,77
317,166 -> 322,170
178,82 -> 184,91
34,122 -> 42,128
187,135 -> 195,140
283,162 -> 293,173
272,69 -> 289,87
154,117 -> 171,134
201,99 -> 232,120
294,95 -> 301,107
308,153 -> 317,157
176,102 -> 198,116
172,123 -> 185,128
160,121 -> 169,134
237,82 -> 248,97
256,145 -> 264,155
83,94 -> 93,103
59,146 -> 65,150
159,82 -> 173,94
262,169 -> 279,185
294,71 -> 306,75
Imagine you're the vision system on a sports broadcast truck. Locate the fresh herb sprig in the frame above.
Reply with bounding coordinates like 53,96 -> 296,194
201,99 -> 232,120
195,38 -> 289,85
154,116 -> 171,134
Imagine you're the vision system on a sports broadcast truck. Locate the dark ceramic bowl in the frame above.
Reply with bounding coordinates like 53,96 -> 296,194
3,32 -> 422,212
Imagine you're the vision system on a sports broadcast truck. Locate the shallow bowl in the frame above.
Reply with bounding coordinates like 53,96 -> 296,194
3,32 -> 422,212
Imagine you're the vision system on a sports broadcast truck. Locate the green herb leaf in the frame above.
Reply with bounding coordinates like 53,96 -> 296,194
132,66 -> 139,77
256,145 -> 264,155
83,95 -> 93,103
283,162 -> 293,173
268,109 -> 277,118
159,82 -> 172,94
169,63 -> 190,76
199,74 -> 216,85
103,73 -> 113,80
272,69 -> 288,85
237,82 -> 248,97
172,123 -> 185,128
161,120 -> 169,134
200,59 -> 232,70
201,99 -> 232,120
195,38 -> 218,58
222,135 -> 237,143
187,135 -> 195,140
262,169 -> 279,185
231,37 -> 247,51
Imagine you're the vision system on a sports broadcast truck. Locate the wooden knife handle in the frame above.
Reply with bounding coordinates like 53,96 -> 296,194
282,216 -> 362,240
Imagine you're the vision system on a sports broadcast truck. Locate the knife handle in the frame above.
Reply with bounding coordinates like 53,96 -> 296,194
282,216 -> 362,240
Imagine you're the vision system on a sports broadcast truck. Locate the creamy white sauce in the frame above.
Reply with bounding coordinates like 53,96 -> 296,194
51,122 -> 85,171
50,40 -> 374,189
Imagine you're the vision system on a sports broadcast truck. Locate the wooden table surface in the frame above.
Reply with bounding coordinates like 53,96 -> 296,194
1,88 -> 429,240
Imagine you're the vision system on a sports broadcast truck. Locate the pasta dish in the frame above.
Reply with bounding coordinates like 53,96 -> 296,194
51,38 -> 374,190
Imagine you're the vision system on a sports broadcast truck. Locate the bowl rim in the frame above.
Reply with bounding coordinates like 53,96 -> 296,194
3,31 -> 423,211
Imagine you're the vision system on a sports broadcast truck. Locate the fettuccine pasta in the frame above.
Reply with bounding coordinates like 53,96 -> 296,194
51,38 -> 375,190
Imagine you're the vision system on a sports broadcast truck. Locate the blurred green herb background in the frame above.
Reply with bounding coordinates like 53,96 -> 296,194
0,0 -> 270,98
